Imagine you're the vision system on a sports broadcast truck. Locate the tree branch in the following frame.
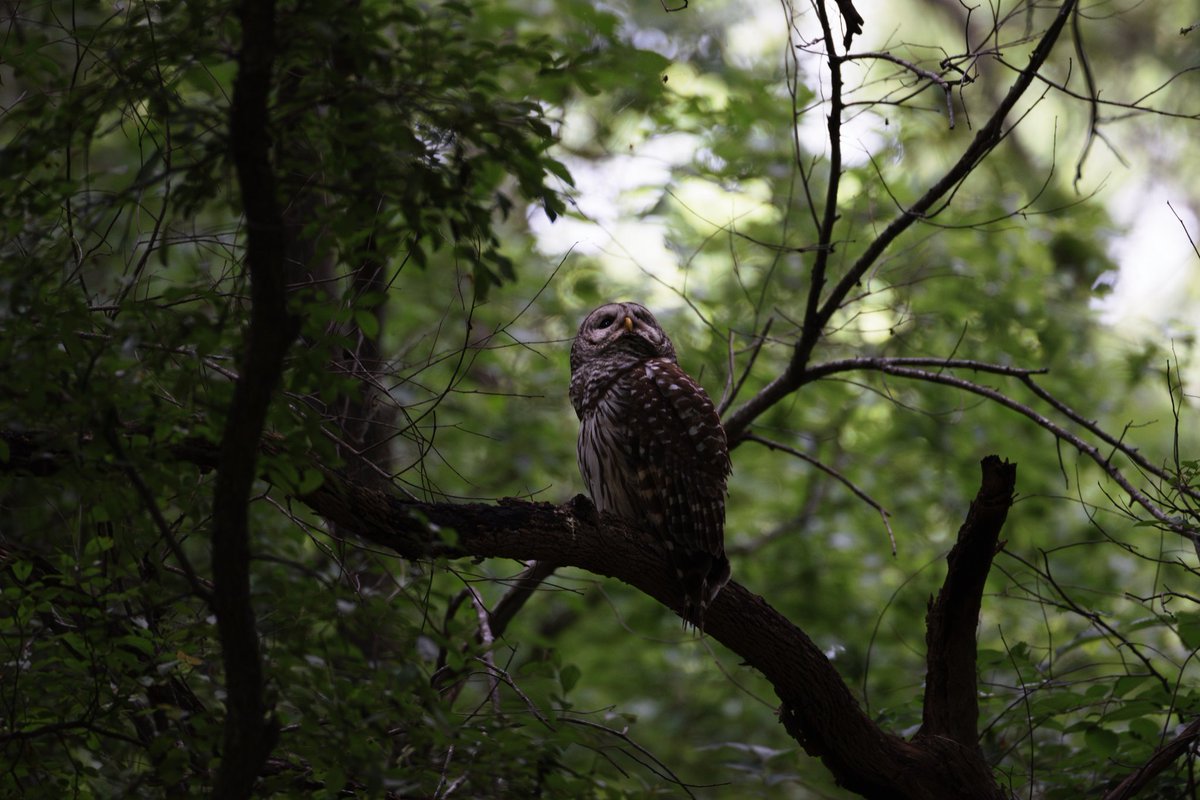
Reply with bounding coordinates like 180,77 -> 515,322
919,456 -> 1016,749
724,0 -> 1079,443
214,0 -> 300,794
300,461 -> 1012,799
852,363 -> 1189,538
1102,716 -> 1200,800
801,0 -> 850,371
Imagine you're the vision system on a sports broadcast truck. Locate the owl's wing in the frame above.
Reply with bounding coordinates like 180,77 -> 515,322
629,358 -> 731,559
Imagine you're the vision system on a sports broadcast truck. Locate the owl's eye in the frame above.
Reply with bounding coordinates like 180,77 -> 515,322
596,315 -> 614,329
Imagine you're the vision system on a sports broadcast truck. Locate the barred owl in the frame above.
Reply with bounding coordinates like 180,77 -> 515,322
569,302 -> 732,630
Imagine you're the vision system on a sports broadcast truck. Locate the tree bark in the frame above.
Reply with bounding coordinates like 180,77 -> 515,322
919,456 -> 1016,749
214,0 -> 300,794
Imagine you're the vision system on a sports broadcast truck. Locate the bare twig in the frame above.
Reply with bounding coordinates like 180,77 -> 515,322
1168,201 -> 1200,261
718,317 -> 774,416
103,412 -> 213,607
801,0 -> 851,375
743,433 -> 896,554
561,717 -> 707,798
1070,2 -> 1101,186
869,364 -> 1191,540
843,50 -> 958,127
487,560 -> 561,637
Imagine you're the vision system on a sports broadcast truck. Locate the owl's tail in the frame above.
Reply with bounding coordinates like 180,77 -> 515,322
673,551 -> 731,633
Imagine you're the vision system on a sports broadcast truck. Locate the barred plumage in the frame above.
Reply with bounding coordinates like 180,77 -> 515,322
569,302 -> 732,630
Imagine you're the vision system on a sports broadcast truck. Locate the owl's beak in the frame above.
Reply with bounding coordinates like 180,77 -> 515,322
623,315 -> 633,332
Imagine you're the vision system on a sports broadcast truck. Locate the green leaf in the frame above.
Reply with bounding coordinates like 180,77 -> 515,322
297,469 -> 324,494
1128,716 -> 1163,744
120,634 -> 157,657
1084,727 -> 1119,758
559,664 -> 581,694
11,559 -> 33,582
1176,612 -> 1200,650
354,309 -> 380,339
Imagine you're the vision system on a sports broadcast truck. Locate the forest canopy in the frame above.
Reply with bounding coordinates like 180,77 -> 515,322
2,0 -> 1199,798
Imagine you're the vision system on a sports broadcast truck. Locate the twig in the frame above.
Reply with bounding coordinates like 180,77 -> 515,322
561,716 -> 707,798
1070,3 -> 1100,186
1007,550 -> 1172,696
998,624 -> 1038,798
1168,201 -> 1200,261
800,0 -> 851,377
843,50 -> 957,127
468,588 -> 501,713
808,355 -> 1049,379
1019,373 -> 1200,507
718,317 -> 773,417
869,364 -> 1190,540
487,560 -> 561,637
743,433 -> 896,555
103,412 -> 213,607
796,356 -> 1200,520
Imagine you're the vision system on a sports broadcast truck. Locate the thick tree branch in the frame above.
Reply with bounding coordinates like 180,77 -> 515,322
300,460 -> 1013,799
918,456 -> 1016,749
214,0 -> 300,795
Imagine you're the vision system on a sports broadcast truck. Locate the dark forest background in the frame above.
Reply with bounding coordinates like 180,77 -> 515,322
2,0 -> 1200,797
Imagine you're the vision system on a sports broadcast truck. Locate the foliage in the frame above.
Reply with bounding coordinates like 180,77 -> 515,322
1,0 -> 1199,797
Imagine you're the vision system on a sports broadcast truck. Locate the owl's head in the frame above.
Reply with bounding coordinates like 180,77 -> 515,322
570,301 -> 677,373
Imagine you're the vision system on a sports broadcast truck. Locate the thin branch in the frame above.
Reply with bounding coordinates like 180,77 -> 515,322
1168,201 -> 1200,261
843,50 -> 957,127
487,559 -> 561,637
718,317 -> 773,417
998,624 -> 1038,797
743,433 -> 896,555
1003,550 -> 1172,697
1070,2 -> 1101,186
1019,373 -> 1200,507
800,0 -> 850,375
561,717 -> 707,798
807,355 -> 1049,379
773,355 -> 1200,521
817,0 -> 1076,315
103,413 -> 213,607
867,364 -> 1190,540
